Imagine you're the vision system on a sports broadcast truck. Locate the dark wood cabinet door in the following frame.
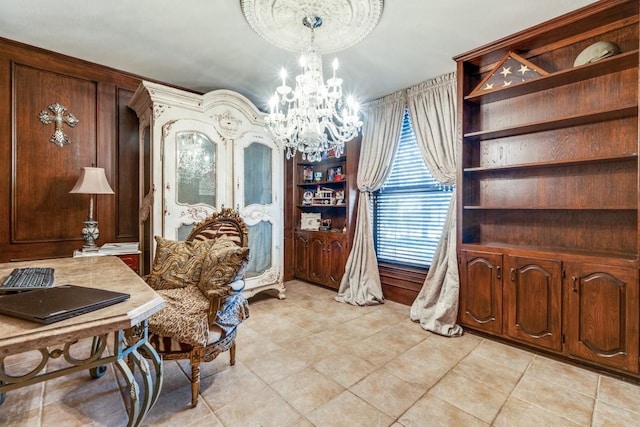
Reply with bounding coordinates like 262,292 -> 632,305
326,234 -> 347,289
505,255 -> 562,351
307,235 -> 326,283
294,232 -> 309,280
564,263 -> 639,373
459,250 -> 503,335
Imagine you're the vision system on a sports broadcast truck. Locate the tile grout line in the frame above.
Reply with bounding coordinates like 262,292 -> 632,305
393,335 -> 486,425
488,352 -> 535,425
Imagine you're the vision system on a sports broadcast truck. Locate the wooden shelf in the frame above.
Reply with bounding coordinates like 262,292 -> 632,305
463,154 -> 638,173
298,205 -> 346,209
463,206 -> 637,210
464,105 -> 637,141
464,50 -> 639,104
460,242 -> 638,263
298,180 -> 346,187
297,156 -> 346,166
296,229 -> 347,234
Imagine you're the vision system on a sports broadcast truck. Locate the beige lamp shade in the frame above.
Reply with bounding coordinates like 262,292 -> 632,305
69,167 -> 114,194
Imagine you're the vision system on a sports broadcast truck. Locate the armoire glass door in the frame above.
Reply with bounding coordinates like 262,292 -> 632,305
235,131 -> 283,283
163,120 -> 225,241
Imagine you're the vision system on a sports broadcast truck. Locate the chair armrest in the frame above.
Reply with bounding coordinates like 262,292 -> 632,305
205,279 -> 246,327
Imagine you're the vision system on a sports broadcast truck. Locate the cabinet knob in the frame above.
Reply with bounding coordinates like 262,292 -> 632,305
510,268 -> 515,281
571,276 -> 578,292
496,266 -> 501,280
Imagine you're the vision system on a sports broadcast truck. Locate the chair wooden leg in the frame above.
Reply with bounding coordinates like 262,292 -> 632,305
190,360 -> 201,407
229,341 -> 236,365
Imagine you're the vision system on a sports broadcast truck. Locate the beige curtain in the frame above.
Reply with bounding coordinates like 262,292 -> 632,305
406,72 -> 463,336
335,90 -> 405,306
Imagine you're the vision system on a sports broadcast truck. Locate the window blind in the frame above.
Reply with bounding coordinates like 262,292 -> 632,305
373,109 -> 453,268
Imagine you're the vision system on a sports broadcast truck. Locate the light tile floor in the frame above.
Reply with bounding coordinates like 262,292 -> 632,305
2,279 -> 640,426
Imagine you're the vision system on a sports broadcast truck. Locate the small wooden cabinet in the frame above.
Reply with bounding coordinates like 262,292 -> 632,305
564,263 -> 639,372
459,250 -> 503,335
456,0 -> 640,378
504,255 -> 562,352
294,230 -> 348,289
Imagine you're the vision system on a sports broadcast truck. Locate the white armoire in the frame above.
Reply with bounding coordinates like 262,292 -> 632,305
129,81 -> 285,299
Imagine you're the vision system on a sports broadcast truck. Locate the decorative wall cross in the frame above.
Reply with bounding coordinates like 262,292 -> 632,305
38,102 -> 79,147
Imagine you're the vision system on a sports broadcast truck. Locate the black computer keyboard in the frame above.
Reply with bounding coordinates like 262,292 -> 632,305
0,267 -> 55,291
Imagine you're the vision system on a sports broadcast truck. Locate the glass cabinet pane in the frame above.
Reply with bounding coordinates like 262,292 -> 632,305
177,224 -> 193,241
176,131 -> 216,207
244,142 -> 272,206
246,221 -> 272,278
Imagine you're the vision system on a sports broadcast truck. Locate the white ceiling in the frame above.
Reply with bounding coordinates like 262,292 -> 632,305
0,0 -> 595,111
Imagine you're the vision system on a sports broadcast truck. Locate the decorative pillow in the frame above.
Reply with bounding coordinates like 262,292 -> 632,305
145,236 -> 214,290
198,243 -> 249,293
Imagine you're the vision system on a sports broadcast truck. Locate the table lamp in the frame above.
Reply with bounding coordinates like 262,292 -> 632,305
69,167 -> 115,251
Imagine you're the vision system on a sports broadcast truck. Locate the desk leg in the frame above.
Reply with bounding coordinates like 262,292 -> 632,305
89,335 -> 108,379
114,356 -> 142,427
114,323 -> 163,427
116,346 -> 161,427
129,349 -> 153,421
139,341 -> 163,408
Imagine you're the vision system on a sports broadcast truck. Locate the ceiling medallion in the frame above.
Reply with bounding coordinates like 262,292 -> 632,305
240,0 -> 384,54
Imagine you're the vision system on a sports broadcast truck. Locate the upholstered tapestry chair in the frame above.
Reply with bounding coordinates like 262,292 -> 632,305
143,208 -> 250,407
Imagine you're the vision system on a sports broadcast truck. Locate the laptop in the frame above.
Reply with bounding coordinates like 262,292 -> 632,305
0,284 -> 130,324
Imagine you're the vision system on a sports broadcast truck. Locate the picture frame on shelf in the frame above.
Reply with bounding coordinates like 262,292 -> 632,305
327,167 -> 338,182
301,212 -> 321,230
334,166 -> 344,181
303,165 -> 313,182
322,148 -> 337,160
319,219 -> 331,231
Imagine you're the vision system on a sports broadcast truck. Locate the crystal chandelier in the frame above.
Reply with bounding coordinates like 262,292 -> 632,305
266,16 -> 363,162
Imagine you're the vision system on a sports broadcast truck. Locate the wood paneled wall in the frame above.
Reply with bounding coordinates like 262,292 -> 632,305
379,263 -> 425,305
0,37 -> 141,262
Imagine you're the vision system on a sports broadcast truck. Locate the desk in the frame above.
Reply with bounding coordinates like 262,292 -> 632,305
0,256 -> 165,426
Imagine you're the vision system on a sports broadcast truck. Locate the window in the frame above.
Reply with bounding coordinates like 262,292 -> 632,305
373,109 -> 453,268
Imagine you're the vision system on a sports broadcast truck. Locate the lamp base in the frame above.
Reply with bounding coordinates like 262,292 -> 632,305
80,220 -> 100,252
